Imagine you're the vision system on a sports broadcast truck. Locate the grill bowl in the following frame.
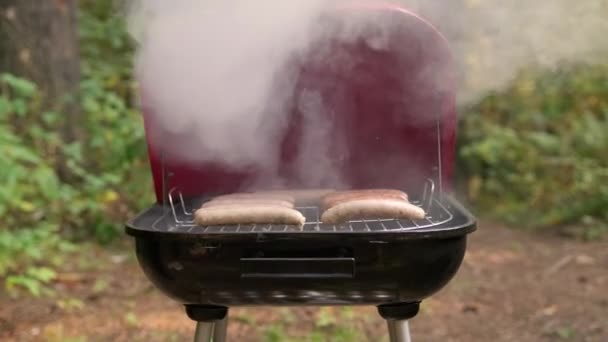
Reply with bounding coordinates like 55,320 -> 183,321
126,195 -> 475,306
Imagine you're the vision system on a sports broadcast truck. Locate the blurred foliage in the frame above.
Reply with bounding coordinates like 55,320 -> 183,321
458,63 -> 608,237
264,307 -> 362,342
0,1 -> 151,295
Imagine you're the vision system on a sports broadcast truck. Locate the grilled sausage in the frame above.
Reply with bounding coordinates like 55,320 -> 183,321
194,205 -> 305,226
201,198 -> 295,209
320,199 -> 425,225
321,189 -> 409,210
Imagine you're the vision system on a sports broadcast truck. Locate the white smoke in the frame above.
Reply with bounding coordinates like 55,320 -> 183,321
126,0 -> 608,189
128,0 -> 327,169
126,0 -> 402,189
293,89 -> 350,188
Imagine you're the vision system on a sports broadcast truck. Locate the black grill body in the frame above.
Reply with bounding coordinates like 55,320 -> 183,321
126,195 -> 475,307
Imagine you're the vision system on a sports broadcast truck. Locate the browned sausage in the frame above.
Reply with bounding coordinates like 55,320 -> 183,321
194,205 -> 306,226
320,199 -> 425,225
321,189 -> 409,211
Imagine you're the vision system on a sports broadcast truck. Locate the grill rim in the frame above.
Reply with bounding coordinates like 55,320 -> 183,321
125,194 -> 476,240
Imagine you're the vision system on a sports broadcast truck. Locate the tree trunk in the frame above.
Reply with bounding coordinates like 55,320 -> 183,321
1,0 -> 82,180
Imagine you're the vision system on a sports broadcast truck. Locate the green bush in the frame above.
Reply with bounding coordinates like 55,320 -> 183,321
0,1 -> 152,295
458,63 -> 608,236
0,74 -> 70,295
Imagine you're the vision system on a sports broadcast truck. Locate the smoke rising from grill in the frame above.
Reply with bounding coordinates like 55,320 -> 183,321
128,0 -> 325,169
127,0 -> 608,190
127,0 -> 399,190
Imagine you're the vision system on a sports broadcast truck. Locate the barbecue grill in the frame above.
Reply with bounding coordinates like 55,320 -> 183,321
126,2 -> 476,341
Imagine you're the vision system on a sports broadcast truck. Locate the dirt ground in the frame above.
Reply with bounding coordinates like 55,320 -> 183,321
1,221 -> 606,342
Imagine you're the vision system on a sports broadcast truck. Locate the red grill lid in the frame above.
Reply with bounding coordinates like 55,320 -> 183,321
141,1 -> 457,203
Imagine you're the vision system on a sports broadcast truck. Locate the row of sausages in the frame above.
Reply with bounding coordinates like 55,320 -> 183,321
193,189 -> 426,227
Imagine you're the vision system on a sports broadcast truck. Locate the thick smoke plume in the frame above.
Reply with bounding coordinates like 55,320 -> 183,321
127,0 -> 396,190
128,0 -> 325,170
127,0 -> 608,189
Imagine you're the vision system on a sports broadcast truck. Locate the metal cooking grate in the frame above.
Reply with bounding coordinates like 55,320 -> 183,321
148,179 -> 454,234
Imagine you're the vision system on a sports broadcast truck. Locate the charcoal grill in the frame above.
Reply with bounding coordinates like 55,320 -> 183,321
126,2 -> 476,341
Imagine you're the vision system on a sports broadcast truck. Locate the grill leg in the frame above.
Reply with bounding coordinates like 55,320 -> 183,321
213,317 -> 228,342
387,320 -> 411,342
378,302 -> 419,342
186,305 -> 229,342
193,322 -> 214,342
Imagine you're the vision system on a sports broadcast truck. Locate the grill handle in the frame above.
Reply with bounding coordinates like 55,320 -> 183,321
240,257 -> 355,279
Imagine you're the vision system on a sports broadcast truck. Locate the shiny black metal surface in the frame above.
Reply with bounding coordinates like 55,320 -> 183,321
126,196 -> 475,307
126,194 -> 472,238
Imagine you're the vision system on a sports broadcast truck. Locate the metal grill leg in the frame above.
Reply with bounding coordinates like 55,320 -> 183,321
387,320 -> 411,342
193,322 -> 214,342
213,317 -> 228,342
